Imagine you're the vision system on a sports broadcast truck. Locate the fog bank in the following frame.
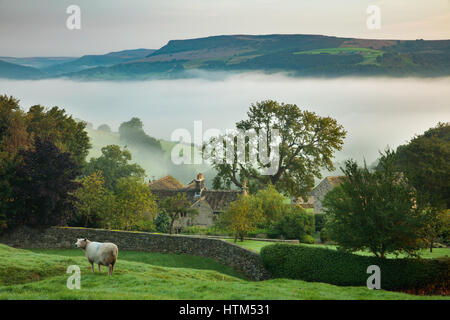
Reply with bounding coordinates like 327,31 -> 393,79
1,73 -> 449,170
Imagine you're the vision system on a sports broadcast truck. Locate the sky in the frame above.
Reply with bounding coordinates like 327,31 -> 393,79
1,0 -> 450,57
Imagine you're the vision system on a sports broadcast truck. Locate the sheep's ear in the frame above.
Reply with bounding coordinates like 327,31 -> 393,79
84,238 -> 87,241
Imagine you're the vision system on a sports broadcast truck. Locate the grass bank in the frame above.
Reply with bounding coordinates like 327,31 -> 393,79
0,244 -> 447,300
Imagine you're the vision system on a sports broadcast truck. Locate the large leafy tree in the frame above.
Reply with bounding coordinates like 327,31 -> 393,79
10,137 -> 81,228
323,150 -> 426,258
0,96 -> 90,232
26,105 -> 91,169
205,100 -> 346,198
84,145 -> 146,190
396,122 -> 449,209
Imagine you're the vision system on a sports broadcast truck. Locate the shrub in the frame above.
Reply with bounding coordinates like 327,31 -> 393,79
247,228 -> 270,238
314,214 -> 327,232
300,234 -> 315,244
274,207 -> 315,241
260,244 -> 450,294
320,228 -> 331,243
154,211 -> 170,233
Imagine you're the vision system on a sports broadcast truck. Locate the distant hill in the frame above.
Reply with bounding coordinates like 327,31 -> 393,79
41,48 -> 156,75
0,59 -> 43,79
0,56 -> 76,69
65,35 -> 450,79
1,35 -> 449,79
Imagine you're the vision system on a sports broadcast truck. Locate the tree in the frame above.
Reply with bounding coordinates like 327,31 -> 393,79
205,100 -> 346,198
274,206 -> 315,241
253,184 -> 289,227
154,211 -> 171,233
119,117 -> 162,151
218,194 -> 263,242
73,171 -> 107,227
26,105 -> 91,169
323,150 -> 426,258
10,137 -> 81,228
159,193 -> 198,234
420,208 -> 450,252
97,124 -> 112,132
396,122 -> 449,209
84,145 -> 145,190
112,177 -> 158,231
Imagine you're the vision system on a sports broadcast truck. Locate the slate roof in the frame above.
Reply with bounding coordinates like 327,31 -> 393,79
149,175 -> 185,190
149,175 -> 242,212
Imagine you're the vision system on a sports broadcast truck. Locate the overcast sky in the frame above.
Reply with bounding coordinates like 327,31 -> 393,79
1,0 -> 449,57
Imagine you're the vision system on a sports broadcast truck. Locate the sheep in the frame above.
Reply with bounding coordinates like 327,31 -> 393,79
75,238 -> 118,276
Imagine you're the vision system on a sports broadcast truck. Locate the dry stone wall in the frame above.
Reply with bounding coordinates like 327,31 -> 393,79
0,226 -> 271,281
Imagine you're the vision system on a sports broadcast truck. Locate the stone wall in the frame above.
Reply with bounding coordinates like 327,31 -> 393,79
0,226 -> 271,281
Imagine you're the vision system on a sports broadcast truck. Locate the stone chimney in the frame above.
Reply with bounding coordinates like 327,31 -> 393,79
242,179 -> 248,196
194,173 -> 205,196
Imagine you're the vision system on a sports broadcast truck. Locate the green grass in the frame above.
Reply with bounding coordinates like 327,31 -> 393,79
294,47 -> 383,65
0,244 -> 447,300
228,239 -> 450,259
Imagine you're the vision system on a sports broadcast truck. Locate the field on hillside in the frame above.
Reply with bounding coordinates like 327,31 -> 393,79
0,244 -> 447,300
294,47 -> 383,65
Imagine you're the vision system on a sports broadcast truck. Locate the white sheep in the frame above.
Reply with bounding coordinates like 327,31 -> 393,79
75,238 -> 118,276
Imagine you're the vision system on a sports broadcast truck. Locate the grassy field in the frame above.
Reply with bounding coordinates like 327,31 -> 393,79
294,47 -> 383,65
0,244 -> 447,300
225,239 -> 450,259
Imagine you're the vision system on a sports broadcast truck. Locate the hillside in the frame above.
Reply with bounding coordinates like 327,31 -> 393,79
42,49 -> 156,75
0,244 -> 445,300
0,59 -> 43,79
65,35 -> 450,79
2,35 -> 449,80
86,127 -> 215,186
0,56 -> 76,69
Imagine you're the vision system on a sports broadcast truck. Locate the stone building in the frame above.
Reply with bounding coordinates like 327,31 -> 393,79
310,176 -> 345,213
149,173 -> 243,231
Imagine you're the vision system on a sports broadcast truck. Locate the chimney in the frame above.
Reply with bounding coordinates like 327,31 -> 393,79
194,173 -> 205,196
242,179 -> 248,196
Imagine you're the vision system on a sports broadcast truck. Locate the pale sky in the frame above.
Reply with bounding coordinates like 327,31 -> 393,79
1,0 -> 449,57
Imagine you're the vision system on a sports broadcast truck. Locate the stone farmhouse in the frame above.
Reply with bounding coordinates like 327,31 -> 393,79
294,176 -> 345,214
149,173 -> 244,232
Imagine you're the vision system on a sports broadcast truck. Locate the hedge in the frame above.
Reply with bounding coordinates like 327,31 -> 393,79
260,244 -> 449,293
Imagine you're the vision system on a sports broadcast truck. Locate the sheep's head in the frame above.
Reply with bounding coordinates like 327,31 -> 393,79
75,238 -> 88,249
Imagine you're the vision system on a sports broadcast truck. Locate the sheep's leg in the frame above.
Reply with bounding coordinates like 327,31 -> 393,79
98,264 -> 101,272
108,265 -> 113,276
90,262 -> 94,273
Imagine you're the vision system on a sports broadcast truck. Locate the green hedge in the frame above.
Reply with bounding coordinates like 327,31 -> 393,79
260,244 -> 449,292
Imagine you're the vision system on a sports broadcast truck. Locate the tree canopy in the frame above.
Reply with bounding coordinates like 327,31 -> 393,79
84,144 -> 146,190
205,100 -> 346,198
395,122 -> 449,209
323,151 -> 427,258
